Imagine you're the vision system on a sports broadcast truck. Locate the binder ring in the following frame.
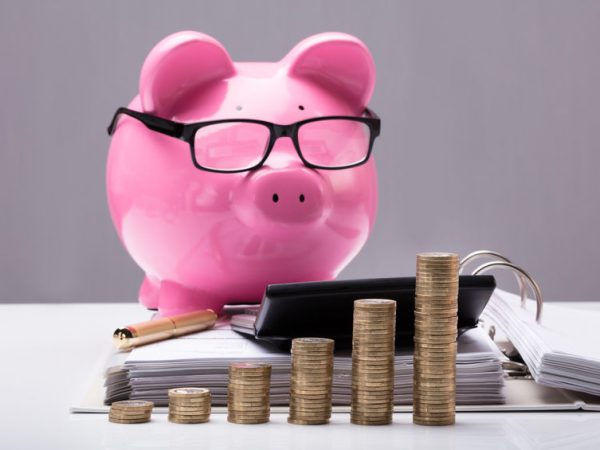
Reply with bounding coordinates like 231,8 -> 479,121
459,250 -> 529,307
472,261 -> 543,324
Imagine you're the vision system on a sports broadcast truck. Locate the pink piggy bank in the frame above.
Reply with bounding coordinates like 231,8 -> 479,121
106,31 -> 380,316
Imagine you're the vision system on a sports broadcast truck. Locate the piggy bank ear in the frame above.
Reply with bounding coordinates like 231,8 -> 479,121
139,31 -> 235,116
285,33 -> 375,108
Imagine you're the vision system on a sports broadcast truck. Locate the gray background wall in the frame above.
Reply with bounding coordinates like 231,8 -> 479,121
1,0 -> 599,303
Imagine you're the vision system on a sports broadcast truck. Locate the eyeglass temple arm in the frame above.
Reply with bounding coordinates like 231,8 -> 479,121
364,108 -> 381,137
107,107 -> 184,138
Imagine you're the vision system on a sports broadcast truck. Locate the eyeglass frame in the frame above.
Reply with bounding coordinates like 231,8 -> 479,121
107,106 -> 381,173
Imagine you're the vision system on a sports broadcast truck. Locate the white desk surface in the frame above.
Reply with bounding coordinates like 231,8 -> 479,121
1,302 -> 600,450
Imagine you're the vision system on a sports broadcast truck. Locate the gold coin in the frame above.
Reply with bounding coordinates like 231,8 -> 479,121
227,417 -> 269,424
228,398 -> 270,406
288,417 -> 329,425
169,408 -> 210,415
110,400 -> 153,411
229,362 -> 271,369
414,406 -> 455,414
289,399 -> 331,406
110,400 -> 153,408
352,394 -> 393,402
228,383 -> 269,390
227,409 -> 270,416
109,416 -> 150,424
109,407 -> 152,416
288,406 -> 331,411
168,387 -> 210,398
227,412 -> 270,419
355,298 -> 396,306
169,397 -> 211,405
168,408 -> 211,416
109,413 -> 151,421
292,337 -> 334,344
292,361 -> 332,368
350,417 -> 392,426
169,416 -> 209,424
413,417 -> 454,426
169,412 -> 211,419
227,379 -> 270,387
290,388 -> 331,396
228,371 -> 269,377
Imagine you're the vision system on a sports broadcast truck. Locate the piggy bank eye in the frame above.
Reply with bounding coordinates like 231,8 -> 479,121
298,105 -> 305,111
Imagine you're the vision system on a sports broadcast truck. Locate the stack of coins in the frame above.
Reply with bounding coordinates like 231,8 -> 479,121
288,337 -> 334,425
351,299 -> 397,425
227,362 -> 271,424
413,252 -> 459,426
168,387 -> 211,424
109,400 -> 153,424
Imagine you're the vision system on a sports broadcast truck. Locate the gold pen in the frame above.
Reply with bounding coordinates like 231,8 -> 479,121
113,309 -> 217,350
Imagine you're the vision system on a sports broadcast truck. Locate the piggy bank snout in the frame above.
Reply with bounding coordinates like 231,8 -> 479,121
233,168 -> 329,230
254,169 -> 326,223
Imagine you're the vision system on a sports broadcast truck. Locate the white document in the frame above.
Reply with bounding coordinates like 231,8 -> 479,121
482,289 -> 600,396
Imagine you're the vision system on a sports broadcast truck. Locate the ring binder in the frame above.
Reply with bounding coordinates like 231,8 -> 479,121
472,261 -> 543,323
459,250 -> 529,307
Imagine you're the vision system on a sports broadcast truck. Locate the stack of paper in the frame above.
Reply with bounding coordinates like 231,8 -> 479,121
105,321 -> 504,406
482,289 -> 600,396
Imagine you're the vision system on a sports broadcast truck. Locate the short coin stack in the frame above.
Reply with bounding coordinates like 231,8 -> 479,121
288,337 -> 335,425
413,252 -> 459,426
109,400 -> 153,424
351,299 -> 397,425
227,362 -> 272,424
168,387 -> 211,424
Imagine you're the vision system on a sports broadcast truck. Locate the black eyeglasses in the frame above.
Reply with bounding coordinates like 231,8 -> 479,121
108,107 -> 381,173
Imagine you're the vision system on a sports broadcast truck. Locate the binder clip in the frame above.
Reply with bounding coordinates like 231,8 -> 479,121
460,250 -> 543,323
461,250 -> 543,379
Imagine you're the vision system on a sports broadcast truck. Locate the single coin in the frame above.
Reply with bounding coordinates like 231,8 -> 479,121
350,418 -> 392,426
229,362 -> 272,371
293,337 -> 335,343
413,417 -> 455,426
227,417 -> 269,424
355,298 -> 396,306
168,387 -> 210,398
110,400 -> 153,411
108,413 -> 151,421
169,407 -> 210,414
288,417 -> 329,425
167,408 -> 211,416
109,416 -> 150,424
169,416 -> 209,424
169,396 -> 212,407
227,412 -> 270,420
110,400 -> 153,408
227,380 -> 269,386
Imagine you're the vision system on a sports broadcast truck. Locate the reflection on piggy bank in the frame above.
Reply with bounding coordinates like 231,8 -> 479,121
106,31 -> 380,316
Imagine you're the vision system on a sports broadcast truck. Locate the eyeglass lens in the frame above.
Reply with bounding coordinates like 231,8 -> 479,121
193,122 -> 271,171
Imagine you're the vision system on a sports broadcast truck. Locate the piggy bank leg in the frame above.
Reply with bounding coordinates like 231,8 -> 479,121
139,276 -> 160,310
157,281 -> 226,317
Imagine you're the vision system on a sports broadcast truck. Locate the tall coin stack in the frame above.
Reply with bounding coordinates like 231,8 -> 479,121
351,299 -> 397,425
413,252 -> 459,426
109,400 -> 153,424
168,387 -> 211,424
227,362 -> 271,424
288,337 -> 334,425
